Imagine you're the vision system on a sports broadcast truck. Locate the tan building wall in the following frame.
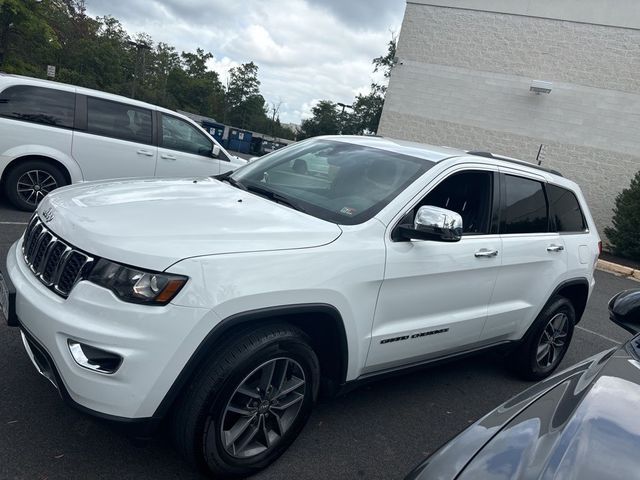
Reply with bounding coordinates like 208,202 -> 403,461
379,1 -> 640,240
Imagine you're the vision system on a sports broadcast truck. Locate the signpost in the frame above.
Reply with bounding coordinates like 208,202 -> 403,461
46,65 -> 56,79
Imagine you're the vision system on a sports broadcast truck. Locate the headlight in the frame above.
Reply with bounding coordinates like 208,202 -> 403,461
86,259 -> 187,305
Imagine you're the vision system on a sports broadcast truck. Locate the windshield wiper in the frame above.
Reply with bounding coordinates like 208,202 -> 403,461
214,171 -> 247,191
244,183 -> 307,213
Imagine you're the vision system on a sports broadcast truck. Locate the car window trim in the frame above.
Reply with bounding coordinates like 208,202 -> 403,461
159,112 -> 214,158
85,95 -> 154,146
390,165 -> 499,242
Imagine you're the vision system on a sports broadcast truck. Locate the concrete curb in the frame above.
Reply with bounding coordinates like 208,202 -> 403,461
597,259 -> 640,282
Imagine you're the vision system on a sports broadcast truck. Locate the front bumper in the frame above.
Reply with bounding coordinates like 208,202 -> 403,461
6,239 -> 210,420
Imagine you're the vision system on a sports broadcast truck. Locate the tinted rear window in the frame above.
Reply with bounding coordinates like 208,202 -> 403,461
0,85 -> 75,128
87,97 -> 152,144
502,175 -> 549,234
546,184 -> 587,233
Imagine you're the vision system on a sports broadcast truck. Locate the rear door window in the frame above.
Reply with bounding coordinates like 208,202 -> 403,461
546,184 -> 587,233
502,175 -> 549,234
86,97 -> 153,144
0,85 -> 75,128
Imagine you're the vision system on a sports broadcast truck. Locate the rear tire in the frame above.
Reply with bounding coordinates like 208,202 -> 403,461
5,160 -> 67,211
171,324 -> 320,479
509,295 -> 575,381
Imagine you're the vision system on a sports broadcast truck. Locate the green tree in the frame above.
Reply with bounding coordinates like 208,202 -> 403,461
0,2 -> 294,140
226,61 -> 262,128
167,48 -> 224,118
298,100 -> 341,139
363,33 -> 397,133
0,0 -> 60,72
604,171 -> 640,260
372,33 -> 397,94
145,42 -> 181,106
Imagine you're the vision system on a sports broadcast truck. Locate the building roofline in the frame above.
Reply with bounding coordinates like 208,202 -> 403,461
407,0 -> 640,31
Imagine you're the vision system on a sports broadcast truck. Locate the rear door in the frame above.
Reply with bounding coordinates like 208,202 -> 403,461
155,113 -> 222,177
72,96 -> 157,180
481,170 -> 568,342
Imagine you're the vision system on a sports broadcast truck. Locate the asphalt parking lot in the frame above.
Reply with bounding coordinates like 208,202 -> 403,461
0,196 -> 637,480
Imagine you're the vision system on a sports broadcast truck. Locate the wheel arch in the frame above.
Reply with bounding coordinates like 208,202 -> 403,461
553,278 -> 590,324
1,154 -> 74,187
152,303 -> 349,421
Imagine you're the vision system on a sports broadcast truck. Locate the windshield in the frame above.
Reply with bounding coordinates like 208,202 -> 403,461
230,138 -> 434,225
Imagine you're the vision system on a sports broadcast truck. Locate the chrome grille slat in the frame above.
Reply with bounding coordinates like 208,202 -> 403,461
22,215 -> 96,298
51,247 -> 73,286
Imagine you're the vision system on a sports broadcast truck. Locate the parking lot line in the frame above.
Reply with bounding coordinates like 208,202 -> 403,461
576,325 -> 621,344
0,221 -> 28,225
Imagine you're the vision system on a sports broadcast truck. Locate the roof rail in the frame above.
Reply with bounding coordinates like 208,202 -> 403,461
467,151 -> 563,177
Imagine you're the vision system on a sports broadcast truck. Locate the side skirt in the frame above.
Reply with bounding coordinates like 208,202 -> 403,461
337,340 -> 515,396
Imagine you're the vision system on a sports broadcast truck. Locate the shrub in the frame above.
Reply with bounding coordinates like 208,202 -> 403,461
604,171 -> 640,260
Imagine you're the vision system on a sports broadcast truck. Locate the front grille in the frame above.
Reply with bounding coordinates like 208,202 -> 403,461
22,215 -> 95,297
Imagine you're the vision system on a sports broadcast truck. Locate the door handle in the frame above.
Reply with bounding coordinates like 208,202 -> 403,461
161,154 -> 177,161
136,149 -> 154,157
475,249 -> 499,258
547,244 -> 565,252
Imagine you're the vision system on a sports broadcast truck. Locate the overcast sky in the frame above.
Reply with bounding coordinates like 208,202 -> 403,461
83,0 -> 405,124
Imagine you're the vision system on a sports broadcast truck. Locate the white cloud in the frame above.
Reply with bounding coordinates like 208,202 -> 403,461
84,0 -> 404,123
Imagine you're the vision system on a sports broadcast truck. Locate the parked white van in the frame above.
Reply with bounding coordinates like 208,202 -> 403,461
0,73 -> 245,210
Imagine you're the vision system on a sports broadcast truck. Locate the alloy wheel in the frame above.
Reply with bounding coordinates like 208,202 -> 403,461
536,313 -> 569,369
16,170 -> 58,207
220,357 -> 306,459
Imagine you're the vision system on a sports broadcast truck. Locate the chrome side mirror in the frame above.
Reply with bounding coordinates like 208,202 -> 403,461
609,289 -> 640,335
398,206 -> 463,242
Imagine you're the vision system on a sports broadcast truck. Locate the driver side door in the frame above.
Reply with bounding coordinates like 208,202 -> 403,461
155,113 -> 222,177
365,167 -> 502,373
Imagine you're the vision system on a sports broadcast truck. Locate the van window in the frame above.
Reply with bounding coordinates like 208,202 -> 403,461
87,97 -> 152,144
161,114 -> 213,156
0,85 -> 75,128
502,175 -> 549,234
546,184 -> 587,233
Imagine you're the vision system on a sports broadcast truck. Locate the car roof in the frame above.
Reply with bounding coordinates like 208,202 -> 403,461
0,72 -> 176,115
322,135 -> 565,180
321,135 -> 465,162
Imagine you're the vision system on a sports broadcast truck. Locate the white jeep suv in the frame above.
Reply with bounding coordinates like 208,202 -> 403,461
0,136 -> 600,478
0,73 -> 244,211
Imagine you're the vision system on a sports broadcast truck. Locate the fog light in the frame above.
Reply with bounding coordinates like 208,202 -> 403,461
68,340 -> 122,374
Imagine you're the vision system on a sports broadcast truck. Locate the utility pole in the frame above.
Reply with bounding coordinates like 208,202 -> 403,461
128,40 -> 151,99
337,102 -> 353,135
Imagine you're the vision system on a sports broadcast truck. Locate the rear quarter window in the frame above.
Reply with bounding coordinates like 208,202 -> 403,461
0,85 -> 75,128
546,184 -> 587,233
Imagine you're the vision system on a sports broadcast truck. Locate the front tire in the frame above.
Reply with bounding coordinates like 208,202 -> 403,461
510,295 -> 575,381
171,324 -> 320,478
5,160 -> 67,211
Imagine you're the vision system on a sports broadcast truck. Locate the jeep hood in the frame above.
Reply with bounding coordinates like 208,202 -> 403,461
36,177 -> 342,271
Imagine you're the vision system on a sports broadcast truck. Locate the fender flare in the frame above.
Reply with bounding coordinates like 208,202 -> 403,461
550,277 -> 590,322
151,303 -> 349,421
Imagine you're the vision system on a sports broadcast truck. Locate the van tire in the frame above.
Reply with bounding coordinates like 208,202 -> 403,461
5,160 -> 67,211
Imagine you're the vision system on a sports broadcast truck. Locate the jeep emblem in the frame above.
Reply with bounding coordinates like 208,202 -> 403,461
42,208 -> 55,223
